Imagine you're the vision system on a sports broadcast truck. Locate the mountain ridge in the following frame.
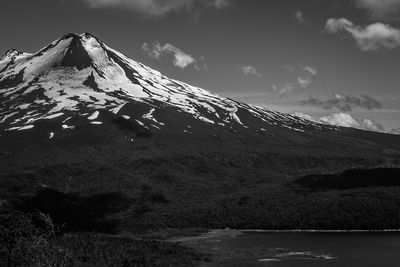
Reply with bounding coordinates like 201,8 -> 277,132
0,32 -> 345,144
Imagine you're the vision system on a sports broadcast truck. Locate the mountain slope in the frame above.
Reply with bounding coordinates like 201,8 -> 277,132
1,32 -> 400,155
0,33 -> 340,141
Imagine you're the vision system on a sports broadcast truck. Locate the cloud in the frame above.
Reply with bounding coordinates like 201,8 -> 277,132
241,65 -> 262,77
319,113 -> 385,132
301,94 -> 382,112
274,65 -> 317,97
390,128 -> 400,134
142,41 -> 196,69
325,18 -> 400,51
293,112 -> 386,133
359,117 -> 386,132
318,113 -> 358,128
294,10 -> 307,24
353,0 -> 400,20
74,0 -> 232,17
273,83 -> 295,97
297,77 -> 311,88
303,65 -> 317,75
275,78 -> 311,97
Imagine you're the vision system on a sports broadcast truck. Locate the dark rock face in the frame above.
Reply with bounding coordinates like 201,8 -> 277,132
0,69 -> 25,89
61,35 -> 93,70
83,71 -> 100,91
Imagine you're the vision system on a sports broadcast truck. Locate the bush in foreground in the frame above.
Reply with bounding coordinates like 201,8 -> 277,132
0,212 -> 71,267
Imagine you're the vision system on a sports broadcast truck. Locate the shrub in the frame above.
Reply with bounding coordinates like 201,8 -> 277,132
0,212 -> 71,267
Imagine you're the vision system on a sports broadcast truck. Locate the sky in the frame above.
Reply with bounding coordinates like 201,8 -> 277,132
1,0 -> 399,132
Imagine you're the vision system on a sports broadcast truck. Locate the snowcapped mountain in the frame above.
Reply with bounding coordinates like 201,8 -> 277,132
0,33 -> 338,142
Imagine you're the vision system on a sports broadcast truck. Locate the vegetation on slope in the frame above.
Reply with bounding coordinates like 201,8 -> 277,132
1,131 -> 400,265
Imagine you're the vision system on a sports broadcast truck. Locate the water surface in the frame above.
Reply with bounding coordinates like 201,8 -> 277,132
175,230 -> 400,266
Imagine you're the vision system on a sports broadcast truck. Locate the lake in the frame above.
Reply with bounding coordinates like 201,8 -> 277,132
173,230 -> 400,266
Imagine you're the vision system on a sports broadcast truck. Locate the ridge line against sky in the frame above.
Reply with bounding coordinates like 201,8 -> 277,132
1,0 -> 399,132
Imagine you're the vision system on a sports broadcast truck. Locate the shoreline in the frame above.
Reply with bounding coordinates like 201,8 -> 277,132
241,229 -> 400,233
169,228 -> 400,243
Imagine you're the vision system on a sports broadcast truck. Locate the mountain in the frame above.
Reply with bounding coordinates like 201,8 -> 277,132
1,33 -> 400,177
0,32 -> 352,146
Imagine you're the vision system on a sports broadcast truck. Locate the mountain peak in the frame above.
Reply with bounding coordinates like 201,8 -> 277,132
60,32 -> 98,40
61,33 -> 80,39
80,32 -> 98,39
61,33 -> 94,70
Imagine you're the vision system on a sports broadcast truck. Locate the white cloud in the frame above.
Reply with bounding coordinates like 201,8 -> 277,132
390,128 -> 400,134
294,10 -> 306,24
319,113 -> 361,128
74,0 -> 232,17
359,118 -> 386,132
297,77 -> 311,88
293,112 -> 386,133
142,41 -> 196,69
241,65 -> 262,77
353,0 -> 400,20
303,65 -> 317,75
325,18 -> 400,51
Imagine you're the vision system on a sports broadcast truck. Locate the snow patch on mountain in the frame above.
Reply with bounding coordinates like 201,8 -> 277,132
88,111 -> 99,120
